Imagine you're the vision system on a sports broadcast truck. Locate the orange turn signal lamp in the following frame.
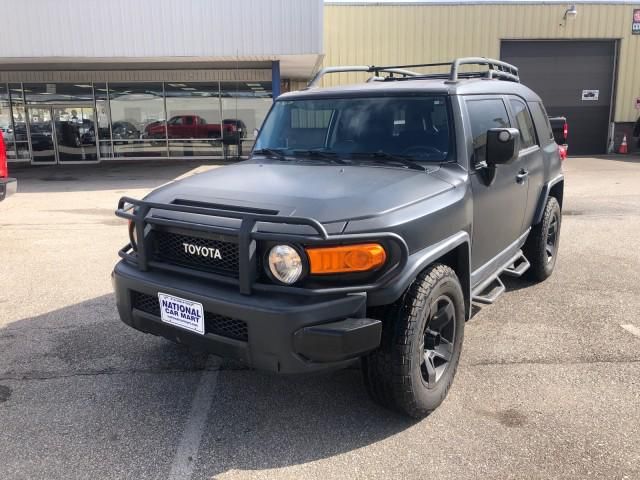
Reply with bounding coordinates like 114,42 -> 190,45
306,243 -> 387,275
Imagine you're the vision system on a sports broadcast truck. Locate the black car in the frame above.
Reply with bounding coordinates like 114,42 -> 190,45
112,121 -> 141,144
113,58 -> 563,418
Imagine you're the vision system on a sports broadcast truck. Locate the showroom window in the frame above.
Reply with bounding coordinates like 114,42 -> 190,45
4,77 -> 273,162
94,83 -> 113,158
0,84 -> 17,160
108,83 -> 167,158
164,82 -> 223,157
221,81 -> 272,157
8,84 -> 29,160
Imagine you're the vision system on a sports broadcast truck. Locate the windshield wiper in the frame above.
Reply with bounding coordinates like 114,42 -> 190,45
351,151 -> 427,172
290,149 -> 349,165
252,148 -> 287,159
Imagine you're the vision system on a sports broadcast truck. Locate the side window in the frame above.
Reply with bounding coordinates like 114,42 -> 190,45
529,101 -> 554,143
510,99 -> 537,149
184,116 -> 194,126
466,98 -> 511,166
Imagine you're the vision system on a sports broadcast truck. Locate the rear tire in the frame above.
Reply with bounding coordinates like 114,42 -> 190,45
524,196 -> 561,282
362,264 -> 465,418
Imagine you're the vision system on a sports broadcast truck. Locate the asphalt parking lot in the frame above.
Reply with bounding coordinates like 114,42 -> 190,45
0,157 -> 639,480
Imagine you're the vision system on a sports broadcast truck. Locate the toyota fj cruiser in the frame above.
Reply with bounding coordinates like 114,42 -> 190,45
113,58 -> 563,418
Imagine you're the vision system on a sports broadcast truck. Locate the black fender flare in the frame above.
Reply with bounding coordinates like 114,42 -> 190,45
368,231 -> 472,319
533,174 -> 564,225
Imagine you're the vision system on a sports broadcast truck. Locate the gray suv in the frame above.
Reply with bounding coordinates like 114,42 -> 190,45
113,58 -> 563,418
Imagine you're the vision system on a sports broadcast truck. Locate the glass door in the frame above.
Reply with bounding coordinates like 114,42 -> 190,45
28,107 -> 56,164
53,106 -> 98,163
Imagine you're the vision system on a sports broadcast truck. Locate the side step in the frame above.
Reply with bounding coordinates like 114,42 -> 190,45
473,276 -> 505,305
472,250 -> 530,305
503,253 -> 530,278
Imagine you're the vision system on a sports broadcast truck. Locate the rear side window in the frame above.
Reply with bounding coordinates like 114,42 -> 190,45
466,98 -> 511,166
529,101 -> 554,143
509,98 -> 536,149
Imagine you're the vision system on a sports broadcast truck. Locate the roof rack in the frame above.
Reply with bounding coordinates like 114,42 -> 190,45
306,57 -> 519,87
307,65 -> 421,88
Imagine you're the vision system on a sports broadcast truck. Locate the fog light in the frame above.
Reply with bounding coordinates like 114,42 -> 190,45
268,245 -> 303,284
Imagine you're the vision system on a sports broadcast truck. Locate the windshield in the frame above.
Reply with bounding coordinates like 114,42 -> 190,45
254,96 -> 452,162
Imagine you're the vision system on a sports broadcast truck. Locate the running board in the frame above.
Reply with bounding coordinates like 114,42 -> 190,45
472,250 -> 530,305
503,252 -> 530,278
473,276 -> 505,304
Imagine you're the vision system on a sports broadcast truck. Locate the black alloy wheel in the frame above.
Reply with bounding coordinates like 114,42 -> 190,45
545,212 -> 559,263
421,296 -> 456,388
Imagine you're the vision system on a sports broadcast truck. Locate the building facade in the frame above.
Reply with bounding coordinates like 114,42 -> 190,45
0,0 -> 323,164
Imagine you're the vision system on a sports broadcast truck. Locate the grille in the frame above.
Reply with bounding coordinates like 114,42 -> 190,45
152,230 -> 239,277
131,291 -> 249,342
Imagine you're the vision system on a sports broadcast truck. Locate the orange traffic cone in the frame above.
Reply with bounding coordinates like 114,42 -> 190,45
619,134 -> 628,154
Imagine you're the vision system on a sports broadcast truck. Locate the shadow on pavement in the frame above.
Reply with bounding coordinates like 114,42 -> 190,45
0,294 -> 414,478
502,276 -> 537,293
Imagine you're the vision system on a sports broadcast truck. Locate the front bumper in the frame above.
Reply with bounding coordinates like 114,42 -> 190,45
0,177 -> 17,201
113,260 -> 382,374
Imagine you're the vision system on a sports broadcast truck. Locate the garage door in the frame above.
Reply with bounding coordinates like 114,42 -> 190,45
501,40 -> 616,155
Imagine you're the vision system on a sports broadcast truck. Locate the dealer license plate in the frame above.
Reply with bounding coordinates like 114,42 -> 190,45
157,293 -> 205,335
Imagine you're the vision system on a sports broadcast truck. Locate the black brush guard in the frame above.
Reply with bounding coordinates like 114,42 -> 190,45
115,196 -> 409,296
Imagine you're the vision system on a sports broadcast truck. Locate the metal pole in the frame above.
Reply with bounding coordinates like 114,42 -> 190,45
91,82 -> 100,162
106,82 -> 114,158
271,61 -> 281,101
6,83 -> 18,161
162,81 -> 169,158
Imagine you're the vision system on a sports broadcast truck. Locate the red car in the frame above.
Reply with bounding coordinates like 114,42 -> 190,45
0,133 -> 17,201
549,116 -> 568,160
143,115 -> 244,143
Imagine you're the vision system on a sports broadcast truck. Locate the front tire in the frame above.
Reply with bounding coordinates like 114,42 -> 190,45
362,264 -> 465,418
524,196 -> 561,282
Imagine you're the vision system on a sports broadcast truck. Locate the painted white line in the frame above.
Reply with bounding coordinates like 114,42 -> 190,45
621,324 -> 640,338
168,357 -> 220,480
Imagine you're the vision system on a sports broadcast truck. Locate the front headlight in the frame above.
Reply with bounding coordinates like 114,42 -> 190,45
268,245 -> 303,284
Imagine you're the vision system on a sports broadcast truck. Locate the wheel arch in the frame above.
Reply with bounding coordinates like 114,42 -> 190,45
368,231 -> 472,320
431,242 -> 471,321
533,174 -> 564,225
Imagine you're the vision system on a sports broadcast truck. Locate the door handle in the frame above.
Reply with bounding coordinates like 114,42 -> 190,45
516,169 -> 529,184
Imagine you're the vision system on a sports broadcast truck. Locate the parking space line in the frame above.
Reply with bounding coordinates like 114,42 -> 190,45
620,324 -> 640,338
168,357 -> 220,480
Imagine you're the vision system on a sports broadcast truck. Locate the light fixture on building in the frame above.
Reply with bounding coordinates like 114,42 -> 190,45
561,4 -> 578,25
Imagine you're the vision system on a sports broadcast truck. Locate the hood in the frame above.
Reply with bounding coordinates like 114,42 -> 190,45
145,160 -> 454,224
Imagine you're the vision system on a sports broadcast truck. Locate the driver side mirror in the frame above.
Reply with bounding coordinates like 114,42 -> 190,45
486,128 -> 520,165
